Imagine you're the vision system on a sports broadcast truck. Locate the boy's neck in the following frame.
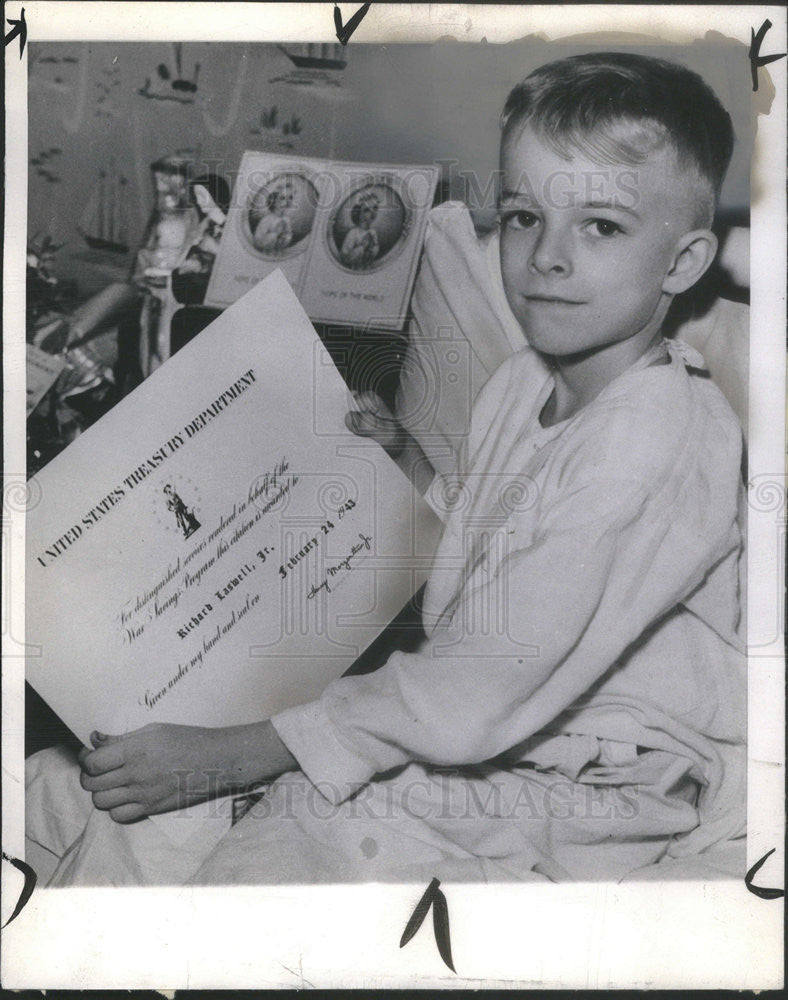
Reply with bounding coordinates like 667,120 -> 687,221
542,320 -> 668,427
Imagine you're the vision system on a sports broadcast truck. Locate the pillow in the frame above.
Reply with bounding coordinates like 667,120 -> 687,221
396,202 -> 749,473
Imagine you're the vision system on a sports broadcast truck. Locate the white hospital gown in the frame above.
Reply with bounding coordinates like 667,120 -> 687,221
29,339 -> 746,885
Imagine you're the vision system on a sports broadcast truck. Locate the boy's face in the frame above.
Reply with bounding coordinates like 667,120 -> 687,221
499,125 -> 704,358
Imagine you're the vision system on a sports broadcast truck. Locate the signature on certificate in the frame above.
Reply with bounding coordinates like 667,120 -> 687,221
306,532 -> 372,599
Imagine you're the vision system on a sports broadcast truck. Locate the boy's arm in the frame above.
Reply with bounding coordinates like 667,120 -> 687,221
269,379 -> 745,807
346,390 -> 435,496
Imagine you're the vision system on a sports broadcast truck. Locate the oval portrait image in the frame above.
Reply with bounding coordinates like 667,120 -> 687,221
328,179 -> 410,272
243,172 -> 318,259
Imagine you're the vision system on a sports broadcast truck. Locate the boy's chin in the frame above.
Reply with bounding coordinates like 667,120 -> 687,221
520,328 -> 583,357
524,330 -> 618,362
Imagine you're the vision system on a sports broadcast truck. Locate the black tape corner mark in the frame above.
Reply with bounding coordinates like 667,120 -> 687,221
745,848 -> 785,900
4,6 -> 26,59
1,850 -> 37,927
749,19 -> 787,92
334,2 -> 371,47
400,876 -> 456,974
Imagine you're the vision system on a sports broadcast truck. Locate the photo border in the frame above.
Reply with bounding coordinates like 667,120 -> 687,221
3,3 -> 785,990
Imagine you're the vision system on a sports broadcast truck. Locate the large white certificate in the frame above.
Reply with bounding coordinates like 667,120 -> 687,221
26,271 -> 441,745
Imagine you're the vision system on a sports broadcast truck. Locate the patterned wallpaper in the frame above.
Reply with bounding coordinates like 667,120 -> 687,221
28,38 -> 753,286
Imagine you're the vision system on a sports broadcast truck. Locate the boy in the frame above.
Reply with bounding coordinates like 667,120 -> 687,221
30,52 -> 745,884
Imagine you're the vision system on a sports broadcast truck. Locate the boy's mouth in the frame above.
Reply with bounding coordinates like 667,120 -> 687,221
523,294 -> 586,306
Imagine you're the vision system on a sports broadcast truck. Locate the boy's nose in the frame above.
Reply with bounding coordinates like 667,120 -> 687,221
528,226 -> 571,276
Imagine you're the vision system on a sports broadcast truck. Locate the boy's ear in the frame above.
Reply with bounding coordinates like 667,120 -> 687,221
662,230 -> 718,295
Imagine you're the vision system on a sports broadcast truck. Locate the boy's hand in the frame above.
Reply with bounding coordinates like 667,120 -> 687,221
79,720 -> 296,823
345,390 -> 406,457
346,390 -> 436,496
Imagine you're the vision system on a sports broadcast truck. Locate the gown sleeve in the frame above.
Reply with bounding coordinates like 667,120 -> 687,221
272,372 -> 743,805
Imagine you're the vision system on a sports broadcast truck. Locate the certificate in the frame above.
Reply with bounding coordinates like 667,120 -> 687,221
26,271 -> 441,744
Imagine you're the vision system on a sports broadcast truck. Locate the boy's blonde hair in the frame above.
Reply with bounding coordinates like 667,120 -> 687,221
502,52 -> 735,225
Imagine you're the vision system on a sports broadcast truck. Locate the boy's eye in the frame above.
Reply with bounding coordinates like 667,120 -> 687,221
586,218 -> 623,238
500,210 -> 539,231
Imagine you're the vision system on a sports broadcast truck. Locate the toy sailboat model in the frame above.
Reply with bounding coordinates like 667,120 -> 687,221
79,162 -> 130,254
